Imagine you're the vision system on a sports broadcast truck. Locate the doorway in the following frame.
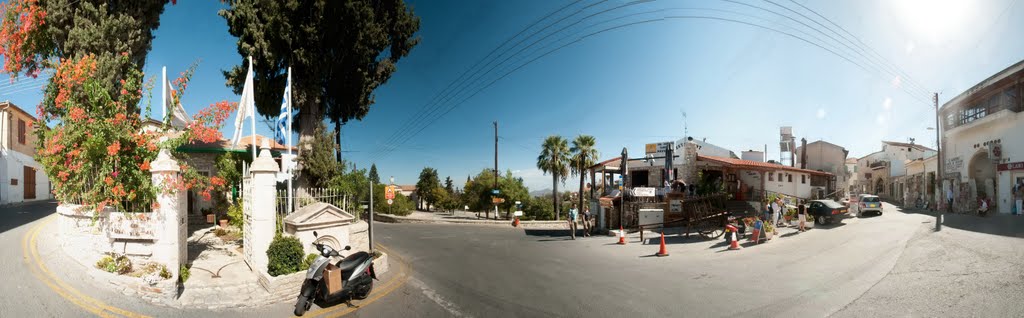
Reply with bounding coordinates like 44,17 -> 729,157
23,166 -> 35,200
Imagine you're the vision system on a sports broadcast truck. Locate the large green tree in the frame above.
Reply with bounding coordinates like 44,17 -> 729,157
415,167 -> 440,211
219,0 -> 421,155
570,135 -> 599,214
537,135 -> 569,220
0,0 -> 170,112
368,163 -> 380,185
297,124 -> 342,188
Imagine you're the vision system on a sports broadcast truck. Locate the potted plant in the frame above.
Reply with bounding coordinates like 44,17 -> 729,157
218,214 -> 228,228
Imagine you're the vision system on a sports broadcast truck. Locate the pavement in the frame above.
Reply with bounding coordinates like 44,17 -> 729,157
3,200 -> 1023,317
365,202 -> 1024,318
0,200 -> 408,317
376,209 -> 567,228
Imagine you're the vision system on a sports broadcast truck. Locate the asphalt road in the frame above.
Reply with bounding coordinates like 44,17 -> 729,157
2,200 -> 1022,317
368,204 -> 1024,318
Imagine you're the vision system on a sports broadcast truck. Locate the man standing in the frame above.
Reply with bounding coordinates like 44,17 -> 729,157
771,198 -> 781,229
582,206 -> 592,237
1015,181 -> 1023,216
946,186 -> 955,213
568,204 -> 579,240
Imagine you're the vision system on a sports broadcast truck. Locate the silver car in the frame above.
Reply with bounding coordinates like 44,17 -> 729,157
856,194 -> 883,216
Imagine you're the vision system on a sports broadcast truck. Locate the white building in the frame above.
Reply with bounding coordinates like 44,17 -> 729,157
794,140 -> 850,197
854,141 -> 936,200
939,59 -> 1024,214
0,101 -> 52,204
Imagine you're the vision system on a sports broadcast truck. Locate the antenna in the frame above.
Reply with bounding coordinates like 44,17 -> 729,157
680,109 -> 688,141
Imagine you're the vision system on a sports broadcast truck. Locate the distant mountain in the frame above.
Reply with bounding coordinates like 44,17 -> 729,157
529,188 -> 552,197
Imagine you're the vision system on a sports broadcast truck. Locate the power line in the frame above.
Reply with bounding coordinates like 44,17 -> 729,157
370,2 -> 936,162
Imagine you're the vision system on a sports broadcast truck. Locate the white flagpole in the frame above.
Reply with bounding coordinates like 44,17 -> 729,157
161,66 -> 166,122
249,56 -> 256,162
286,67 -> 293,215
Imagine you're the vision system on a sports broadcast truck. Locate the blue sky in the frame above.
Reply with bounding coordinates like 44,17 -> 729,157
2,0 -> 1024,191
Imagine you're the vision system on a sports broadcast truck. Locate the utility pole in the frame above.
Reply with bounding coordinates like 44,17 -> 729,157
934,93 -> 943,231
494,121 -> 499,220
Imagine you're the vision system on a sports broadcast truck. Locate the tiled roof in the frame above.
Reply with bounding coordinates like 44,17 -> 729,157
697,154 -> 832,176
238,134 -> 297,151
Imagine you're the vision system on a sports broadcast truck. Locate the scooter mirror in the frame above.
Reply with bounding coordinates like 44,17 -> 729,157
345,246 -> 352,251
313,231 -> 318,238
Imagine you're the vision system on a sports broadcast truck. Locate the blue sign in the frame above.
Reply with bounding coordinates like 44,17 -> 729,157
492,189 -> 500,194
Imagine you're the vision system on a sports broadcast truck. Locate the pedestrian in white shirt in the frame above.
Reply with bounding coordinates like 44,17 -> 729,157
771,198 -> 781,229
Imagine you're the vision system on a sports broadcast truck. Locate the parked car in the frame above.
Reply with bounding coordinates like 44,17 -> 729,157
807,199 -> 849,225
854,194 -> 883,216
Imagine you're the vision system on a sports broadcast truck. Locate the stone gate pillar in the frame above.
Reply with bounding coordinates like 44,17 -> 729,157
150,148 -> 186,279
249,143 -> 280,274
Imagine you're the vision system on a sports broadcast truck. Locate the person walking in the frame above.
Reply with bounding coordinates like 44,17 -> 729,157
977,195 -> 989,217
797,203 -> 807,232
568,203 -> 579,240
582,206 -> 592,237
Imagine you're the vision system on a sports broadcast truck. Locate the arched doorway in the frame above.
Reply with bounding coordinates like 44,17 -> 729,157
875,178 -> 884,195
968,151 -> 997,202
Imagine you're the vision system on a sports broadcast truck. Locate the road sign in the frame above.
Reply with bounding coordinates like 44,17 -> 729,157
514,211 -> 523,217
492,197 -> 505,204
491,189 -> 500,195
387,199 -> 393,205
385,186 -> 395,200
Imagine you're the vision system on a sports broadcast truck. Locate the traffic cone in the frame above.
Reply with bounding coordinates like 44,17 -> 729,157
616,226 -> 626,245
655,232 -> 669,257
728,231 -> 742,250
512,217 -> 520,227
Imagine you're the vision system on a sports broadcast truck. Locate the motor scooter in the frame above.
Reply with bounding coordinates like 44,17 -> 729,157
294,231 -> 376,316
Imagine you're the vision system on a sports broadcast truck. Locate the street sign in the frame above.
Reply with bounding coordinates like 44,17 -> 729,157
645,142 -> 673,154
492,189 -> 500,195
514,211 -> 523,217
385,186 -> 395,200
492,197 -> 505,204
632,187 -> 656,197
387,199 -> 393,205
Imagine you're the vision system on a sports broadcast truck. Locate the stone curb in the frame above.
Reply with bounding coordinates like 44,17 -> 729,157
373,213 -> 569,228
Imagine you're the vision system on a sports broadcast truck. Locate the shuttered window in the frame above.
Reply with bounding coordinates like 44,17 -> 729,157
17,119 -> 26,145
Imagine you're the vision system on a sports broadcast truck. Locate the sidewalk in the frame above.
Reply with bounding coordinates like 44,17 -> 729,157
898,205 -> 1024,238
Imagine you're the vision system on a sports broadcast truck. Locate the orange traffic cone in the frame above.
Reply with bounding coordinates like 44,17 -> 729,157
728,231 -> 742,250
512,217 -> 520,227
656,232 -> 669,257
616,226 -> 626,245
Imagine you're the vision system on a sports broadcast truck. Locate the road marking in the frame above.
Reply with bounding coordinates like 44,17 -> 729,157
409,276 -> 468,318
304,243 -> 411,318
23,215 -> 150,318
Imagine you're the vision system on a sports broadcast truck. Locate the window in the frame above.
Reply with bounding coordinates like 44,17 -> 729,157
778,173 -> 783,181
787,174 -> 792,182
17,119 -> 25,145
801,175 -> 806,184
768,173 -> 774,181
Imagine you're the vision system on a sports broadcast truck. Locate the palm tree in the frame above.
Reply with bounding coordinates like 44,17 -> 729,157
537,135 -> 569,220
570,135 -> 599,215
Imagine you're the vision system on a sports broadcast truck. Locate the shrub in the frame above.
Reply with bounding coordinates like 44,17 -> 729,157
96,256 -> 115,272
227,201 -> 244,230
179,264 -> 190,283
301,253 -> 319,269
159,265 -> 172,279
267,235 -> 305,276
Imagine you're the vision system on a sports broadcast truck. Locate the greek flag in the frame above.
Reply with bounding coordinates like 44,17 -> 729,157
276,69 -> 291,145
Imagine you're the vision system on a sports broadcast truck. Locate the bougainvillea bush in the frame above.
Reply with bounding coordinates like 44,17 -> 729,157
2,0 -> 233,213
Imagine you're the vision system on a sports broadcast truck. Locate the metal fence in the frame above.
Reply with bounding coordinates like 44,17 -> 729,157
276,187 -> 357,221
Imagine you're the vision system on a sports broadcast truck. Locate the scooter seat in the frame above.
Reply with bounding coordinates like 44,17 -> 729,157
337,251 -> 371,274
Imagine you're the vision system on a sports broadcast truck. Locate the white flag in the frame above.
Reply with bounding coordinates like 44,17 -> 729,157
231,57 -> 256,146
165,79 -> 191,129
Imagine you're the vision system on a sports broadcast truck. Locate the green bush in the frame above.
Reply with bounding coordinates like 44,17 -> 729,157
301,253 -> 319,269
180,264 -> 190,283
227,201 -> 244,231
159,265 -> 172,279
96,256 -> 115,273
267,235 -> 305,276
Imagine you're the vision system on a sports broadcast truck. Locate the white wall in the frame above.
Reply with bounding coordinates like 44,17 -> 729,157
1,149 -> 51,204
943,109 -> 1024,213
763,170 -> 811,198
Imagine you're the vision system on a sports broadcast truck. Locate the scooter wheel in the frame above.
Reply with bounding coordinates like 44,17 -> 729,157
354,281 -> 374,300
294,295 -> 310,316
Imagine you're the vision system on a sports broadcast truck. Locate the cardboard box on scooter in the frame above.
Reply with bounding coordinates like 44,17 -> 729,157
325,264 -> 343,295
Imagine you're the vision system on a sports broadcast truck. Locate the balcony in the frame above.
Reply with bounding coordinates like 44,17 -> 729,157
869,161 -> 887,169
